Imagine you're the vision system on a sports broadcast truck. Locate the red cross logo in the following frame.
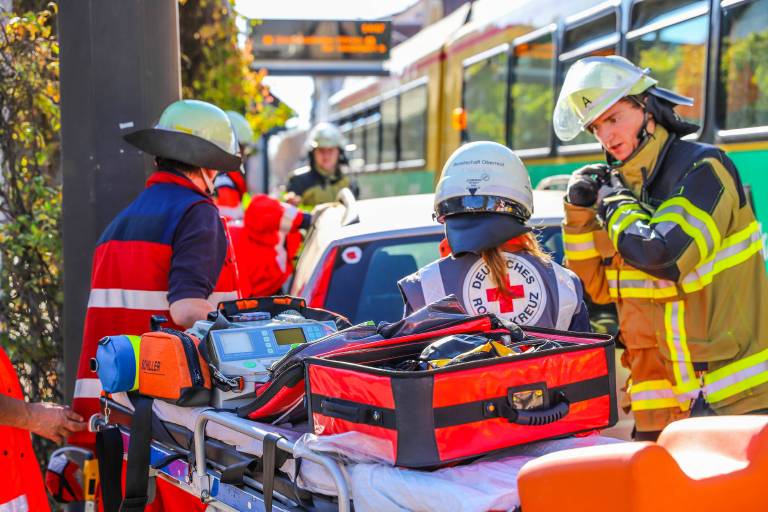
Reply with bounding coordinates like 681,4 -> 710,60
486,275 -> 525,313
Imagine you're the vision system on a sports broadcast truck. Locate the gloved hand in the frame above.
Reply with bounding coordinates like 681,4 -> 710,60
596,171 -> 633,221
566,164 -> 610,207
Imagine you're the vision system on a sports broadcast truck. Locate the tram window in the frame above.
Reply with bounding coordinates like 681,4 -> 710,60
463,51 -> 508,144
349,120 -> 366,171
510,33 -> 555,150
719,0 -> 768,130
627,14 -> 708,126
558,48 -> 616,146
563,12 -> 618,55
631,0 -> 708,30
364,112 -> 381,167
381,96 -> 398,165
400,84 -> 428,162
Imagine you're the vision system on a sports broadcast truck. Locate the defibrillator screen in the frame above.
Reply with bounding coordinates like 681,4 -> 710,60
218,331 -> 253,354
273,328 -> 306,345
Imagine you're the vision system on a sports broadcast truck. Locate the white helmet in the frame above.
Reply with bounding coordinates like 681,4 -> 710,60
307,122 -> 344,150
435,142 -> 533,255
553,56 -> 659,142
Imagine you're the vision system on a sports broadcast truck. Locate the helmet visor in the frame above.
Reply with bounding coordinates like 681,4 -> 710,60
434,195 -> 529,224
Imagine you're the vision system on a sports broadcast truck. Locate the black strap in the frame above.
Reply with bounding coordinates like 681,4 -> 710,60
262,433 -> 285,512
120,395 -> 154,512
220,457 -> 262,487
151,452 -> 186,471
96,426 -> 124,512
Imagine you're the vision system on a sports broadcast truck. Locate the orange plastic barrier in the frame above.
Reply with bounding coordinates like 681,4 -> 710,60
517,416 -> 768,512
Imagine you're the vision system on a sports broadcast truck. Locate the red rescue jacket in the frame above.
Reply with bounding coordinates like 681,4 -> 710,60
71,172 -> 239,446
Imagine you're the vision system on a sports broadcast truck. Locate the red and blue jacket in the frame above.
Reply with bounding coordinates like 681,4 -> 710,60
71,172 -> 239,446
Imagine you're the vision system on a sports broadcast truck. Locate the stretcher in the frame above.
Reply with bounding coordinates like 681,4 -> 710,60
97,393 -> 622,512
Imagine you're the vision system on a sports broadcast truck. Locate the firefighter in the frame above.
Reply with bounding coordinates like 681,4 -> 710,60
214,110 -> 254,220
555,55 -> 768,440
71,99 -> 241,511
399,141 -> 591,332
284,122 -> 357,207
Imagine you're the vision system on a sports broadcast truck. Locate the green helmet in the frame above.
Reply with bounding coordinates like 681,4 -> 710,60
124,99 -> 242,171
225,111 -> 255,147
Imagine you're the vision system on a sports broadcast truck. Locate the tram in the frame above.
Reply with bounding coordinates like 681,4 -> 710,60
329,0 -> 768,245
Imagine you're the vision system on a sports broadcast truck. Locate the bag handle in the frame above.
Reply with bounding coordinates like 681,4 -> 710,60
498,391 -> 570,426
215,295 -> 352,329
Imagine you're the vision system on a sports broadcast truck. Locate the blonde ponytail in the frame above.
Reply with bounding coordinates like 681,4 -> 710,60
480,232 -> 551,296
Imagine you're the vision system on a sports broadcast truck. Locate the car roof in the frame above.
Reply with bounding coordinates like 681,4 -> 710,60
315,190 -> 565,240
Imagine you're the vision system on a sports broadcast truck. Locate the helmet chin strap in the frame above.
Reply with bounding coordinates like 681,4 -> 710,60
201,169 -> 216,196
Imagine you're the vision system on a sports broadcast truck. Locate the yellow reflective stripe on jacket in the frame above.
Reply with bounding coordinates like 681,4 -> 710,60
681,221 -> 763,293
629,379 -> 680,411
651,197 -> 721,260
664,301 -> 698,410
563,231 -> 600,260
605,269 -> 678,299
607,203 -> 651,245
704,348 -> 768,403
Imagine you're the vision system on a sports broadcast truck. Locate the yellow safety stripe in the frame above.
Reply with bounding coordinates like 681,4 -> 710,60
629,379 -> 680,411
607,204 -> 651,245
605,269 -> 678,299
652,212 -> 711,262
664,301 -> 697,411
704,347 -> 768,403
681,221 -> 763,293
563,231 -> 600,260
653,196 -> 721,257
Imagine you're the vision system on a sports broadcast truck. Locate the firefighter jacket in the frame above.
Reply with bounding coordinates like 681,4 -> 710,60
563,124 -> 768,432
0,347 -> 50,512
234,195 -> 311,297
398,246 -> 591,332
287,165 -> 356,207
214,170 -> 247,220
71,172 -> 239,446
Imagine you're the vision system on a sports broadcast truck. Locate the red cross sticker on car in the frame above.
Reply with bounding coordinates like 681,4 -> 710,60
485,275 -> 525,313
341,246 -> 362,264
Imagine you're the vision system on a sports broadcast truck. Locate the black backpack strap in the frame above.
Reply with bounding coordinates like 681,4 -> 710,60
95,425 -> 125,512
120,395 -> 154,512
220,457 -> 263,487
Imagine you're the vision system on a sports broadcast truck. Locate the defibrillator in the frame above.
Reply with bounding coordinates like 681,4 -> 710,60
190,311 -> 337,409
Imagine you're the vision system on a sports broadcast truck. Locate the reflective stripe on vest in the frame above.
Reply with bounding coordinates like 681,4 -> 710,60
650,196 -> 721,261
418,261 -> 447,306
606,203 -> 651,246
563,231 -> 600,261
0,494 -> 28,512
552,263 -> 579,331
74,377 -> 102,400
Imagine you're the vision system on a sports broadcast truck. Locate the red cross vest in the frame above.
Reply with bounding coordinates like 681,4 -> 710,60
398,250 -> 586,331
0,347 -> 49,512
70,172 -> 239,447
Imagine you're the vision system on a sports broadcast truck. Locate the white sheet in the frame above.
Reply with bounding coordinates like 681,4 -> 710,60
110,393 -> 621,511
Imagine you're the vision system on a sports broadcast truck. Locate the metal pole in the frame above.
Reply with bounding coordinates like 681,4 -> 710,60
59,0 -> 181,400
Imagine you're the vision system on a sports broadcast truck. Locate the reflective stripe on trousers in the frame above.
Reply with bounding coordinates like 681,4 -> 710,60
664,301 -> 699,410
0,495 -> 28,512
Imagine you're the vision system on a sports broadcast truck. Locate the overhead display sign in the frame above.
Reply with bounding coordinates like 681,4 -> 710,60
250,19 -> 392,76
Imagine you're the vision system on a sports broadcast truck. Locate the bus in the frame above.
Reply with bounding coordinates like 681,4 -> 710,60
328,0 -> 768,249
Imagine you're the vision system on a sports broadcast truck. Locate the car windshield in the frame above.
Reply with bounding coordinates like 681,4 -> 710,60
324,225 -> 564,325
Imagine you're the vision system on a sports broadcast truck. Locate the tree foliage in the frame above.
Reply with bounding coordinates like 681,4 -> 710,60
0,3 -> 62,461
178,0 -> 294,138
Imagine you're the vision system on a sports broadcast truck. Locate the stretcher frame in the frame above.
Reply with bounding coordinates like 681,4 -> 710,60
94,398 -> 351,512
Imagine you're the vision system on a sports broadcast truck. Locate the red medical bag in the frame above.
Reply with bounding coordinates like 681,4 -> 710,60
305,325 -> 616,468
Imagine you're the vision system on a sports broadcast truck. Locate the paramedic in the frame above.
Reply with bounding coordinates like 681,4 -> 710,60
238,194 -> 313,297
284,122 -> 358,207
399,141 -> 591,332
71,99 -> 241,448
0,346 -> 84,511
555,55 -> 768,440
214,110 -> 254,220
